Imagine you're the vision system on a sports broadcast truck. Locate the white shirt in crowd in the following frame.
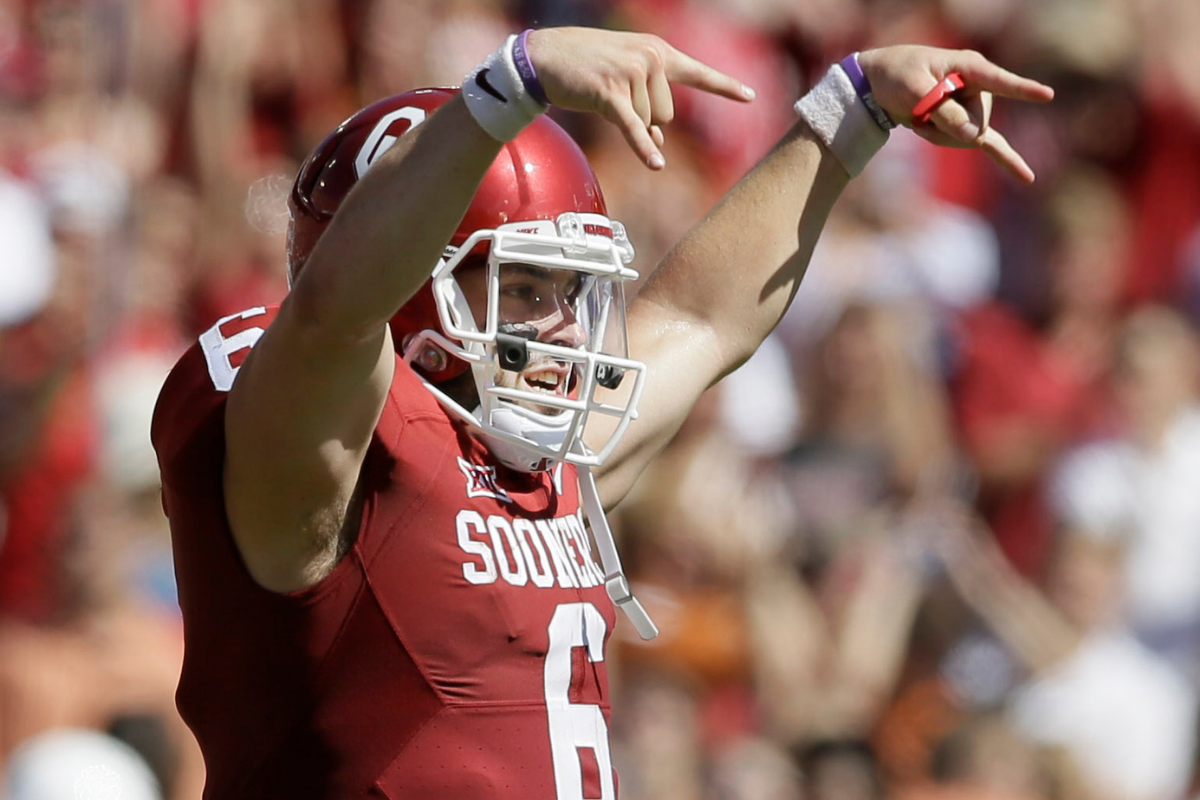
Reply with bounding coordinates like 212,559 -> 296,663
1053,407 -> 1200,636
1010,630 -> 1197,800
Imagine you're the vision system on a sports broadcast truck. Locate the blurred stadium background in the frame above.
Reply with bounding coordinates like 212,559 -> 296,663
3,0 -> 1200,797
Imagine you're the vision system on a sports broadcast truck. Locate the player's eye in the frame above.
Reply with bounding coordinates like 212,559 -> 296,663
501,283 -> 539,303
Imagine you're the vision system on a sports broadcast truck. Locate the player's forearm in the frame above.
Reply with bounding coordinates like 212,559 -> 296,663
637,120 -> 849,380
287,96 -> 503,344
638,121 -> 844,379
596,122 -> 847,504
636,41 -> 1053,383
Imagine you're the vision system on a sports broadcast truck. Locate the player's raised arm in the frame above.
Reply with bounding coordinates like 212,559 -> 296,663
593,45 -> 1052,506
220,29 -> 752,592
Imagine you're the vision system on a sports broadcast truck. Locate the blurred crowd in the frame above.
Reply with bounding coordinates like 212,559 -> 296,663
3,0 -> 1200,797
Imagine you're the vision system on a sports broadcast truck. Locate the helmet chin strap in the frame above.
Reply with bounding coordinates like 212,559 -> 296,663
480,401 -> 659,640
577,465 -> 659,640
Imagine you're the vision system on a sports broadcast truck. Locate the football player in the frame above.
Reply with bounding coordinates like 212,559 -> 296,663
152,27 -> 1051,798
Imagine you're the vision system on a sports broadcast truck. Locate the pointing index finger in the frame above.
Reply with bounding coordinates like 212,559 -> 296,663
663,47 -> 756,102
949,51 -> 1054,104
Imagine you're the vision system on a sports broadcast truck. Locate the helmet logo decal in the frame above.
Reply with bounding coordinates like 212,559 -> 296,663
355,107 -> 428,179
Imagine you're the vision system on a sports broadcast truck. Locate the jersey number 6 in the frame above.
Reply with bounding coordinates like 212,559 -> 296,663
545,602 -> 615,800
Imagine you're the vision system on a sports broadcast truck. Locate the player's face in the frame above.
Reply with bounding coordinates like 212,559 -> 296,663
457,262 -> 588,412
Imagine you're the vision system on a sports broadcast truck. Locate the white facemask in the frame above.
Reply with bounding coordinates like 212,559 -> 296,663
405,212 -> 646,471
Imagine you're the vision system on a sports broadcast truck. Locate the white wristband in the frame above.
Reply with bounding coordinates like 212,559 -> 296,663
794,64 -> 889,177
462,34 -> 548,143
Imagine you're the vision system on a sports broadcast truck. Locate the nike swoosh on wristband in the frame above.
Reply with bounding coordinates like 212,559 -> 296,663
476,69 -> 508,103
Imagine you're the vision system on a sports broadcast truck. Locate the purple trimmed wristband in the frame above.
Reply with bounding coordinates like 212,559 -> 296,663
513,30 -> 550,107
839,53 -> 896,131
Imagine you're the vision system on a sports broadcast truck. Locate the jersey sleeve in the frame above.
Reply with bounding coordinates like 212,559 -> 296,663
151,302 -> 429,588
151,305 -> 276,500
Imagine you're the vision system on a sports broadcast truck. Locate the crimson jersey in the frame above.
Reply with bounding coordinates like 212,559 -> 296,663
152,306 -> 619,799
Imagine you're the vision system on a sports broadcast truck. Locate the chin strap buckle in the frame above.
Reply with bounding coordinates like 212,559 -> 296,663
605,574 -> 659,640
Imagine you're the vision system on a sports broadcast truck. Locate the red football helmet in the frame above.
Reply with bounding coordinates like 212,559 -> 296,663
290,88 -> 609,378
287,89 -> 645,472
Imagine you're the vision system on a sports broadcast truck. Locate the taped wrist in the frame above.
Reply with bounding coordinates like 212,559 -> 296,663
794,62 -> 890,177
462,33 -> 549,142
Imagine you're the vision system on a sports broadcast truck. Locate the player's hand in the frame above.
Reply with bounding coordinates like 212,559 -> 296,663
857,46 -> 1054,182
526,27 -> 756,170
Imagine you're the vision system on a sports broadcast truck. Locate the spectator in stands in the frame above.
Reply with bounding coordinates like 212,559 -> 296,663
1052,306 -> 1200,686
952,166 -> 1129,578
933,506 -> 1197,800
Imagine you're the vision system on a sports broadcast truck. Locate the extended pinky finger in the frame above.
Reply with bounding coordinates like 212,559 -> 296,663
978,126 -> 1034,183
